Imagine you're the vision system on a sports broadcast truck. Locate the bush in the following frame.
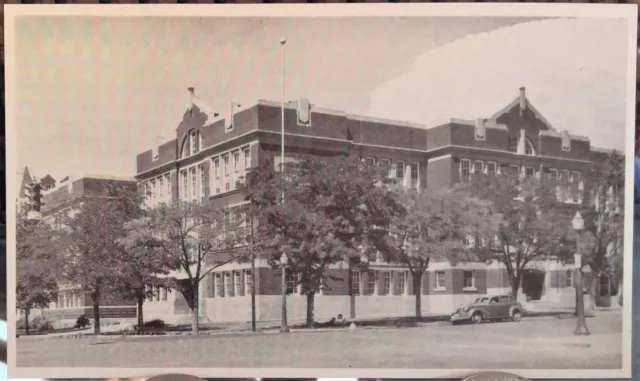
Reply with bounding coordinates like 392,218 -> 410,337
143,319 -> 166,328
31,316 -> 54,333
75,314 -> 91,328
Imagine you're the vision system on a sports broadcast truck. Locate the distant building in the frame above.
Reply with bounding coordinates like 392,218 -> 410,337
132,86 -> 621,324
36,174 -> 139,326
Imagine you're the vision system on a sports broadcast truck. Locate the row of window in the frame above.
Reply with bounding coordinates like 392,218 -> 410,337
460,159 -> 582,183
348,269 -> 476,296
143,173 -> 173,207
210,145 -> 251,195
363,157 -> 420,188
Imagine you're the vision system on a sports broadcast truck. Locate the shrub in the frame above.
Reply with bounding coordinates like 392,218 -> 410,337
143,319 -> 166,328
75,314 -> 91,328
31,316 -> 54,333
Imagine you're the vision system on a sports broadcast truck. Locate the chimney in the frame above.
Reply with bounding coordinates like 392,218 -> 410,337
187,87 -> 195,110
519,86 -> 526,115
474,118 -> 486,140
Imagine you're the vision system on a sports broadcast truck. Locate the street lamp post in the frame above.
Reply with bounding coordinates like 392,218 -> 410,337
280,252 -> 289,333
572,211 -> 590,336
278,37 -> 290,334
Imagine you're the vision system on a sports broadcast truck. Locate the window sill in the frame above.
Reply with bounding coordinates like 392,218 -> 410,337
434,288 -> 447,292
463,287 -> 478,292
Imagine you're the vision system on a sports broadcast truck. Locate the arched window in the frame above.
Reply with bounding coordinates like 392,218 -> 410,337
566,270 -> 573,288
525,138 -> 536,156
180,129 -> 203,159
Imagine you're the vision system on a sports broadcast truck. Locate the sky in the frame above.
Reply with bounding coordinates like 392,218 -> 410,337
12,16 -> 631,184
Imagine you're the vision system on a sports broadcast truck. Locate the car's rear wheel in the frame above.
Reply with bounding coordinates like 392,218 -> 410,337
471,312 -> 483,324
511,310 -> 522,322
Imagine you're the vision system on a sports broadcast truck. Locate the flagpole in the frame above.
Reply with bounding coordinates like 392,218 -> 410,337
279,37 -> 289,334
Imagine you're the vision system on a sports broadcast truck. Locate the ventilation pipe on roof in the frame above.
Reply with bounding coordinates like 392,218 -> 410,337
519,86 -> 527,116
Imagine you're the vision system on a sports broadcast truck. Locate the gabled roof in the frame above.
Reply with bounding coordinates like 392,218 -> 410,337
489,95 -> 557,132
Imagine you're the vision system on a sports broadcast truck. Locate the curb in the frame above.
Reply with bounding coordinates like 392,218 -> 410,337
16,311 -> 610,342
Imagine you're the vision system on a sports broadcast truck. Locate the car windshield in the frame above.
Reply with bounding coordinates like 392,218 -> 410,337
474,297 -> 488,304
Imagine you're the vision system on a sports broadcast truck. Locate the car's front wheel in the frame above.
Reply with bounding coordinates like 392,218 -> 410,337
470,312 -> 483,324
511,310 -> 522,322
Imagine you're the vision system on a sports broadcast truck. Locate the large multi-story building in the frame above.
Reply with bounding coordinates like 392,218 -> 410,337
134,86 -> 619,324
31,173 -> 139,326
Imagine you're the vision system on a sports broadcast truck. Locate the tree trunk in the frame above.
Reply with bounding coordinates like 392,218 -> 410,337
136,294 -> 144,335
191,286 -> 199,335
24,308 -> 30,336
509,275 -> 521,299
306,292 -> 315,328
92,290 -> 101,335
588,275 -> 598,312
413,273 -> 422,319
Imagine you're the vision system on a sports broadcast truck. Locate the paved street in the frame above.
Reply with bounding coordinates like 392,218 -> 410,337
17,312 -> 622,369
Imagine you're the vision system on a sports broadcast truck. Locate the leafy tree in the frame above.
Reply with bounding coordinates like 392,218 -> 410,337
462,170 -> 572,298
123,200 -> 248,334
55,183 -> 140,335
110,190 -> 174,335
245,155 -> 398,327
16,216 -> 59,335
579,150 -> 625,310
372,186 -> 470,318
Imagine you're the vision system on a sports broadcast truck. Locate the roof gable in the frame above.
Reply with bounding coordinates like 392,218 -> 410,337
489,95 -> 557,132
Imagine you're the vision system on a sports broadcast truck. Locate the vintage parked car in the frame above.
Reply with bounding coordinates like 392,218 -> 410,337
450,295 -> 525,324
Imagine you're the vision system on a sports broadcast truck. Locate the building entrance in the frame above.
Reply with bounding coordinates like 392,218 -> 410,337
521,269 -> 546,301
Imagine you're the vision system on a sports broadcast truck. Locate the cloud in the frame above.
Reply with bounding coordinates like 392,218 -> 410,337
367,18 -> 630,151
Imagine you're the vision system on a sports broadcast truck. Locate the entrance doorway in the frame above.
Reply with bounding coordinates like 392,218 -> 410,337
522,269 -> 546,301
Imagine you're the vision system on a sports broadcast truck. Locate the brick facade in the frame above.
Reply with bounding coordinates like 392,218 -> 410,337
135,87 -> 617,323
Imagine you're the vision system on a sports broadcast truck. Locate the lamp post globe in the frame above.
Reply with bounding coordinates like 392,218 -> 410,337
280,37 -> 286,45
572,211 -> 584,231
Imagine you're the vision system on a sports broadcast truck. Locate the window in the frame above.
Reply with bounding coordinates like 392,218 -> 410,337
460,159 -> 471,178
381,272 -> 391,295
243,147 -> 250,169
524,167 -> 535,178
365,157 -> 376,166
212,157 -> 221,195
181,170 -> 188,198
397,271 -> 407,294
198,164 -> 205,201
351,270 -> 361,295
286,269 -> 297,294
509,165 -> 520,175
380,159 -> 392,176
411,162 -> 419,180
161,288 -> 167,301
366,272 -> 376,295
233,150 -> 240,172
245,270 -> 253,295
216,273 -> 224,297
190,167 -> 197,198
462,236 -> 471,247
155,287 -> 161,302
435,270 -> 446,290
225,272 -> 234,297
561,170 -> 570,183
571,171 -> 581,184
234,271 -> 242,296
473,160 -> 483,174
150,179 -> 156,200
396,161 -> 405,179
508,137 -> 518,153
549,168 -> 558,181
223,155 -> 230,174
158,176 -> 164,197
223,154 -> 231,191
463,270 -> 475,289
525,141 -> 534,156
191,131 -> 199,155
486,162 -> 497,175
566,270 -> 573,288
